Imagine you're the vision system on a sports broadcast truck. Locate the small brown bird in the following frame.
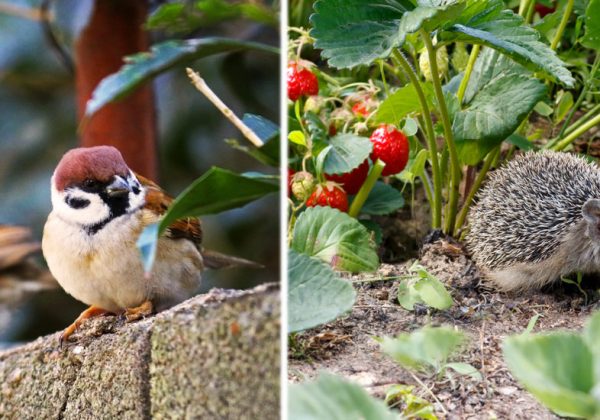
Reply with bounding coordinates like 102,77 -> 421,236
42,146 -> 251,342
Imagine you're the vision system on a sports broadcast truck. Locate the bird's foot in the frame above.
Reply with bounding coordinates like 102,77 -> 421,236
59,305 -> 110,346
124,300 -> 153,322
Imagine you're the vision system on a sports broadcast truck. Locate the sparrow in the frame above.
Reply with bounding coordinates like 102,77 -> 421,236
42,145 -> 254,343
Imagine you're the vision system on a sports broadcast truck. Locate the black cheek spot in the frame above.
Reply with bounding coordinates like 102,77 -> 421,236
132,185 -> 140,195
66,197 -> 90,209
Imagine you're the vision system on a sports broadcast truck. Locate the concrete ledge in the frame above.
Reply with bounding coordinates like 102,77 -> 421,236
0,283 -> 280,419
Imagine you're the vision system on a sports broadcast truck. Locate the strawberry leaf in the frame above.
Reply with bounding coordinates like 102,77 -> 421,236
288,250 -> 356,332
289,373 -> 397,420
359,181 -> 405,216
450,49 -> 547,165
582,0 -> 600,51
322,134 -> 372,175
291,206 -> 379,272
503,333 -> 597,418
375,83 -> 434,125
380,327 -> 466,373
441,0 -> 574,87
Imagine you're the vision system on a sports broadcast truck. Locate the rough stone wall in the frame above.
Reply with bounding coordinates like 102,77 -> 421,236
0,283 -> 280,419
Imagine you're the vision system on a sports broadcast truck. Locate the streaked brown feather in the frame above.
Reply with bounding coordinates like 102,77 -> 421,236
136,174 -> 203,246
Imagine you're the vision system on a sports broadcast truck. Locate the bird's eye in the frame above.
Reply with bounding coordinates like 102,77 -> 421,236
83,179 -> 98,189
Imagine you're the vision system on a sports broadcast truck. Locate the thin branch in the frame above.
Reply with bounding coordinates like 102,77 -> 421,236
186,67 -> 264,147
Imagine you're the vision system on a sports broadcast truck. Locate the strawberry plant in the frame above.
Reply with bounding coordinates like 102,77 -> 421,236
503,310 -> 600,418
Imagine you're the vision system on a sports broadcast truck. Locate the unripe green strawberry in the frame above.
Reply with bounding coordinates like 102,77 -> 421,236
451,42 -> 469,72
304,95 -> 325,114
306,182 -> 348,212
419,45 -> 448,82
369,125 -> 410,176
291,171 -> 315,201
288,62 -> 319,102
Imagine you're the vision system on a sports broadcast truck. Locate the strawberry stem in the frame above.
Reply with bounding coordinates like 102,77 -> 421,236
392,49 -> 442,229
420,29 -> 460,236
348,159 -> 386,218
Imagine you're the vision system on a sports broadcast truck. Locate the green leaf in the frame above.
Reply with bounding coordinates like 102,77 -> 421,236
136,167 -> 278,273
146,0 -> 277,33
158,167 -> 278,232
397,263 -> 453,310
583,311 -> 600,383
397,280 -> 422,310
288,130 -> 306,146
554,91 -> 574,124
242,113 -> 278,142
289,373 -> 397,420
288,250 -> 356,332
225,114 -> 279,166
359,181 -> 405,216
582,0 -> 600,50
399,0 -> 465,39
398,148 -> 429,184
310,0 -> 415,69
441,0 -> 574,87
506,133 -> 536,151
380,326 -> 466,372
503,333 -> 598,418
375,83 -> 430,124
291,206 -> 379,272
85,38 -> 278,118
323,134 -> 372,175
413,275 -> 453,310
445,362 -> 482,380
453,73 -> 547,165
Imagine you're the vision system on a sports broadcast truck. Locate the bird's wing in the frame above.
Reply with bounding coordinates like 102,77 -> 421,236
136,173 -> 203,247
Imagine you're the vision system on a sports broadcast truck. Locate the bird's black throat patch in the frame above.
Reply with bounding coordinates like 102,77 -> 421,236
85,190 -> 131,235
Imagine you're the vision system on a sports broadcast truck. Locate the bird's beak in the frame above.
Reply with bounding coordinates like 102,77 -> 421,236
106,176 -> 131,198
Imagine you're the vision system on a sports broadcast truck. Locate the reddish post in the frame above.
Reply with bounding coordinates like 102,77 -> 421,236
74,0 -> 158,180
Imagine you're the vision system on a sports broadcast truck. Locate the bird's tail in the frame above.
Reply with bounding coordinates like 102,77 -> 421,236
201,249 -> 263,270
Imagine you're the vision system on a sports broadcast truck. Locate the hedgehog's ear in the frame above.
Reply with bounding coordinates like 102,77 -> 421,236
583,199 -> 600,235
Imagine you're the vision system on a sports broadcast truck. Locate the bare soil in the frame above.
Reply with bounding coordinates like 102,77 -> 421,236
289,237 -> 600,419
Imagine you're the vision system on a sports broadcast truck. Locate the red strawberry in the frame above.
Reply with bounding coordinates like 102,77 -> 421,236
325,160 -> 369,195
534,3 -> 555,17
369,125 -> 409,176
306,183 -> 348,212
287,63 -> 319,102
352,102 -> 369,117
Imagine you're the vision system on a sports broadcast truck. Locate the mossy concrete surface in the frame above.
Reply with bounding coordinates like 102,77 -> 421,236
0,283 -> 280,419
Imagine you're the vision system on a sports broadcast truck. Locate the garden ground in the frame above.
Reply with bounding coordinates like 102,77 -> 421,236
289,235 -> 598,419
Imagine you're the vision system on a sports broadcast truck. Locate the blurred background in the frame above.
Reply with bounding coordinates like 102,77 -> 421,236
0,0 -> 280,345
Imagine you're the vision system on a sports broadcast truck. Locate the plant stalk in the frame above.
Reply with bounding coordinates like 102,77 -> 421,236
392,49 -> 442,229
553,113 -> 600,151
556,54 -> 600,140
454,147 -> 500,233
348,159 -> 386,218
550,0 -> 574,51
456,44 -> 480,105
564,104 -> 600,136
518,0 -> 534,16
420,30 -> 460,235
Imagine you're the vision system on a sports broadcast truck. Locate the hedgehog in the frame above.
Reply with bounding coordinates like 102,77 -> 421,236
466,150 -> 600,291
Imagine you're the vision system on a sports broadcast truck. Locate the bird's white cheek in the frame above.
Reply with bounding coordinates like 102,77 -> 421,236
128,188 -> 146,211
51,186 -> 110,226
